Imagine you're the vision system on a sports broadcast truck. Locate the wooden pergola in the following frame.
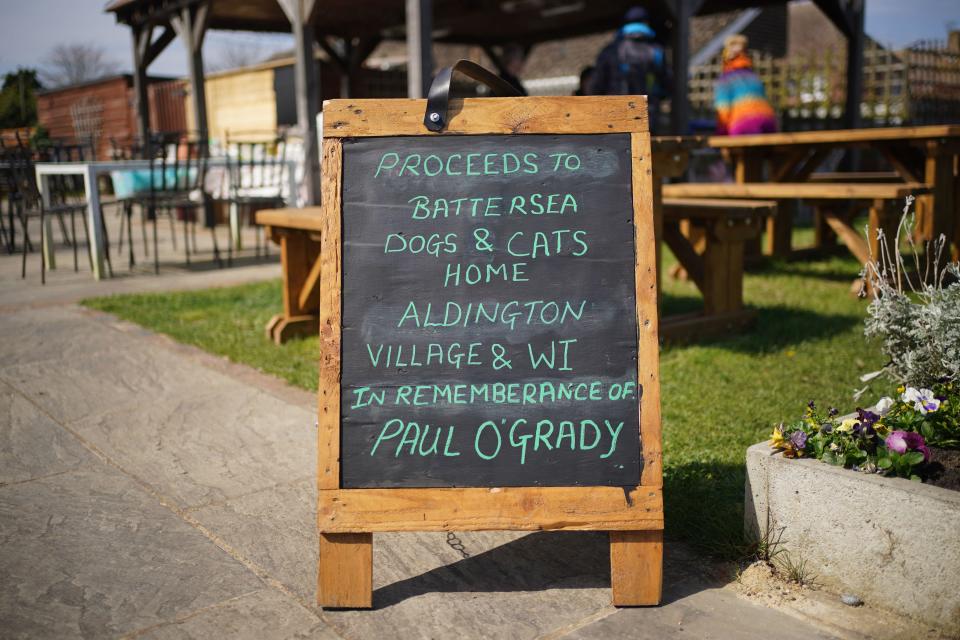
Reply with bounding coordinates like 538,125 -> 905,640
106,0 -> 866,205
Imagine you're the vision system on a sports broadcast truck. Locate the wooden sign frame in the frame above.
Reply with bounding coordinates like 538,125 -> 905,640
316,96 -> 662,608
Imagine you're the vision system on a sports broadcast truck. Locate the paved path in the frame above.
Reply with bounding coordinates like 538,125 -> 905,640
0,218 -> 280,311
0,242 -> 916,639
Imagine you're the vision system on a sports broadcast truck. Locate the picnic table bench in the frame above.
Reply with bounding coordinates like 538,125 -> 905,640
660,197 -> 776,339
809,171 -> 902,183
662,182 -> 930,270
707,125 -> 960,261
256,207 -> 322,344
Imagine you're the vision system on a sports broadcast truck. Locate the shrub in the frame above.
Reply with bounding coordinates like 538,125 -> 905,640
862,196 -> 960,387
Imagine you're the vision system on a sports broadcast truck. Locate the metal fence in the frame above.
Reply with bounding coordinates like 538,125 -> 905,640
688,39 -> 960,129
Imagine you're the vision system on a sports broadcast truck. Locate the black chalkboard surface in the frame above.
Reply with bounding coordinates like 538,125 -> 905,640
340,133 -> 640,488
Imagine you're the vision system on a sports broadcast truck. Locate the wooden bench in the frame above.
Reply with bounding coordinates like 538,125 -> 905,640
807,173 -> 933,250
256,207 -> 323,344
808,171 -> 902,183
662,182 -> 931,263
660,197 -> 776,340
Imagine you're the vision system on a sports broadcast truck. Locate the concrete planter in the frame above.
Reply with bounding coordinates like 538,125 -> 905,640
744,442 -> 960,634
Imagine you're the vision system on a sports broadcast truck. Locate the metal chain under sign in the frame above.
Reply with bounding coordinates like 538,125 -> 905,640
445,532 -> 470,559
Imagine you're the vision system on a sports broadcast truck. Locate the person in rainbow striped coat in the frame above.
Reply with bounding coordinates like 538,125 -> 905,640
714,35 -> 778,136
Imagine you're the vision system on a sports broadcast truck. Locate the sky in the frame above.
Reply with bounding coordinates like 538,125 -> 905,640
0,0 -> 958,81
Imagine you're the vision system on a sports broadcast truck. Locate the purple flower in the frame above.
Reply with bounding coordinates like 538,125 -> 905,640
790,430 -> 808,450
828,407 -> 839,417
886,430 -> 908,454
902,387 -> 941,415
857,409 -> 879,427
903,432 -> 931,462
885,430 -> 931,461
903,432 -> 923,448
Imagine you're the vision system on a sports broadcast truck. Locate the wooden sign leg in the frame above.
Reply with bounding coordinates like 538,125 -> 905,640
609,530 -> 663,606
318,532 -> 373,608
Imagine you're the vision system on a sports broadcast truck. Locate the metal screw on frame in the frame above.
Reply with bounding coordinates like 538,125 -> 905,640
429,112 -> 441,123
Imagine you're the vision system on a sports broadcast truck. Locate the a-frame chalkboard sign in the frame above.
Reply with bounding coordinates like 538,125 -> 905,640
316,88 -> 662,608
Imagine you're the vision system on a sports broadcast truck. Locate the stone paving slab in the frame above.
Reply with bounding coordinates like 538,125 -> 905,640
69,386 -> 315,510
0,387 -> 95,486
0,306 -> 136,367
0,219 -> 280,312
563,588 -> 837,640
189,479 -> 319,604
189,477 -> 483,605
130,590 -> 334,640
0,465 -> 265,639
0,344 -> 236,425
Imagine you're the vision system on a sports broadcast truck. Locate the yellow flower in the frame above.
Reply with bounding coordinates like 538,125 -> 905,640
770,424 -> 789,449
836,418 -> 858,433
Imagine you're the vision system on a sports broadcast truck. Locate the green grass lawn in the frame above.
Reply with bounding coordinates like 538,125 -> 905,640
83,242 -> 886,559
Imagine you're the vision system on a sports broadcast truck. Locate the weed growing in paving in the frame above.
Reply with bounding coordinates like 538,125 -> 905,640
776,551 -> 818,587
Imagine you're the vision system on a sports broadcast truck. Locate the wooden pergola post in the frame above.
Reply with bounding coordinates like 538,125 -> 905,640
130,22 -> 176,143
405,0 -> 433,98
131,26 -> 152,143
812,0 -> 865,129
170,2 -> 210,140
844,0 -> 865,129
667,0 -> 702,135
279,0 -> 321,205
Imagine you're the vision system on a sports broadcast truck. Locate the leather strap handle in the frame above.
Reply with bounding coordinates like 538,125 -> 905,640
423,59 -> 520,132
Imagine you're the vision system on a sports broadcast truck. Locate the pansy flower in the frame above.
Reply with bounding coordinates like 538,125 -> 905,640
836,418 -> 858,433
789,430 -> 807,450
885,430 -> 931,462
903,431 -> 931,462
901,387 -> 940,415
874,396 -> 894,415
885,430 -> 908,454
770,423 -> 789,449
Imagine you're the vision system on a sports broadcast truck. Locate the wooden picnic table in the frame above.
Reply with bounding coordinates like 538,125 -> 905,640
707,125 -> 960,259
256,207 -> 323,344
650,136 -> 780,338
663,181 -> 931,271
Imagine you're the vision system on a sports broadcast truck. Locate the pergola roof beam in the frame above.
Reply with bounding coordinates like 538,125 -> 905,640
811,0 -> 853,37
318,37 -> 349,73
109,0 -> 843,44
142,24 -> 177,67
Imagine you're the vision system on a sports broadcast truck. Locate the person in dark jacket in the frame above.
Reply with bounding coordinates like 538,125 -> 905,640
574,66 -> 594,96
498,44 -> 529,96
588,7 -> 671,132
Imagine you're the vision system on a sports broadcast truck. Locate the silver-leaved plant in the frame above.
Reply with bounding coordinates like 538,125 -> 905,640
862,196 -> 960,388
